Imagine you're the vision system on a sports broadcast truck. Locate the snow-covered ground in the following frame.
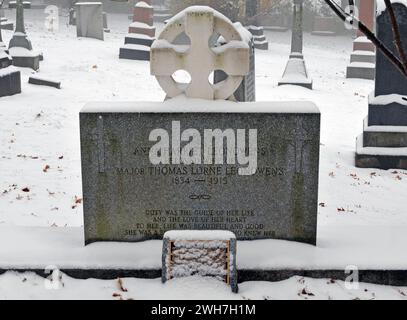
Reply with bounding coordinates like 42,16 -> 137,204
0,9 -> 407,299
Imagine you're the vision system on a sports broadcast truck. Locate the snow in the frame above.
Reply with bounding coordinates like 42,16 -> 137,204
348,61 -> 375,68
370,92 -> 407,106
135,1 -> 152,9
8,47 -> 39,57
0,9 -> 407,299
364,118 -> 407,133
2,225 -> 407,270
0,65 -> 18,77
81,99 -> 319,114
121,43 -> 150,51
0,272 -> 406,300
129,21 -> 155,29
165,230 -> 236,240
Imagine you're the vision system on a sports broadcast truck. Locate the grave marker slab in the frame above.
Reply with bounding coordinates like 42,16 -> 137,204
75,2 -> 104,41
356,3 -> 407,169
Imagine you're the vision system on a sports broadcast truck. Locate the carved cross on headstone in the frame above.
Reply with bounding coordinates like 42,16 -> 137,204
150,6 -> 250,100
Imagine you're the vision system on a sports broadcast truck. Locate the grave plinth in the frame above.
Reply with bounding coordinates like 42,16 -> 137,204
346,0 -> 376,80
162,230 -> 238,293
0,64 -> 21,98
356,3 -> 407,170
120,1 -> 155,61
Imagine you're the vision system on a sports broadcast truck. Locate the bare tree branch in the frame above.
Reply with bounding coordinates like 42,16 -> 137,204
384,0 -> 407,75
324,0 -> 407,77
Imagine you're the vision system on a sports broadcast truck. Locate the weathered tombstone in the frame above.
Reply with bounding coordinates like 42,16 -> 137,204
0,49 -> 21,98
162,230 -> 238,293
8,0 -> 41,70
279,0 -> 312,89
80,6 -> 320,246
356,2 -> 407,169
75,2 -> 104,41
120,0 -> 155,61
346,0 -> 376,80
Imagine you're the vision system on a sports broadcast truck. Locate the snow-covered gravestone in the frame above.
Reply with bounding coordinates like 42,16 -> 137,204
162,231 -> 238,293
80,6 -> 320,246
356,2 -> 407,169
278,0 -> 312,89
0,50 -> 21,97
75,2 -> 104,41
8,0 -> 40,70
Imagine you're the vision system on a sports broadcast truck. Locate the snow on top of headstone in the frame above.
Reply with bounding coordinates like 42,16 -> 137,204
0,66 -> 18,77
370,92 -> 407,106
135,1 -> 152,9
165,6 -> 234,33
377,0 -> 407,16
164,230 -> 236,241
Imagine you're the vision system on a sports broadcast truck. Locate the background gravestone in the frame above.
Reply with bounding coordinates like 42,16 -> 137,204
278,0 -> 312,89
346,0 -> 376,80
75,2 -> 104,41
8,0 -> 40,70
356,3 -> 407,170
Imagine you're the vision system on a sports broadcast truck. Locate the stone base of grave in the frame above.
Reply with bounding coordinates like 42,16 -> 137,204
346,62 -> 375,80
2,226 -> 407,287
9,48 -> 41,70
128,22 -> 156,37
124,33 -> 155,47
254,40 -> 269,50
355,134 -> 407,169
8,33 -> 33,51
353,36 -> 375,52
0,67 -> 21,97
278,54 -> 313,89
247,26 -> 269,51
119,44 -> 150,61
356,95 -> 407,169
350,50 -> 376,64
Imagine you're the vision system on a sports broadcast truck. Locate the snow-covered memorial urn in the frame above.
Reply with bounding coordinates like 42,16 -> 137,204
79,6 -> 321,251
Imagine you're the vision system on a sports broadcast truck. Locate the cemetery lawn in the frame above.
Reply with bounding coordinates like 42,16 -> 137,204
0,10 -> 406,299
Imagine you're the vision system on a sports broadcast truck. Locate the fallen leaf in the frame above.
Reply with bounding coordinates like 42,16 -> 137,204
43,165 -> 50,173
337,207 -> 346,212
117,278 -> 128,292
319,202 -> 326,208
22,187 -> 30,192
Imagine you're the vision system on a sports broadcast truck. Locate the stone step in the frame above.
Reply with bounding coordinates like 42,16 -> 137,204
253,35 -> 266,42
119,44 -> 150,61
124,33 -> 155,47
350,50 -> 376,64
355,134 -> 407,169
247,25 -> 264,36
128,22 -> 156,37
254,40 -> 269,50
346,62 -> 375,80
353,36 -> 375,52
362,117 -> 407,147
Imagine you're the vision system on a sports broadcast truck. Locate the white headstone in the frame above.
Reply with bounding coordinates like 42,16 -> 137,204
150,6 -> 250,100
75,2 -> 104,41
